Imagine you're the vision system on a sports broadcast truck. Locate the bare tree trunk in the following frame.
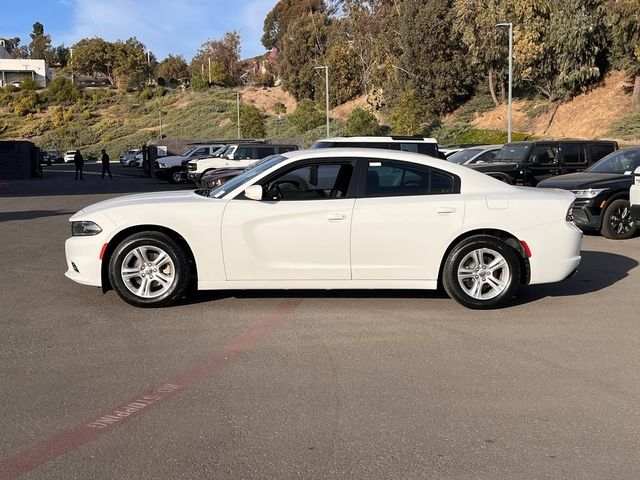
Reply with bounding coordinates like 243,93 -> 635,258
633,75 -> 640,109
500,80 -> 506,104
488,68 -> 499,106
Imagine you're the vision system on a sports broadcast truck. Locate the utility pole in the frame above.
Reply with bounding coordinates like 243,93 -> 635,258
158,109 -> 163,139
314,65 -> 330,138
208,57 -> 211,84
146,50 -> 151,85
496,22 -> 513,142
232,92 -> 241,139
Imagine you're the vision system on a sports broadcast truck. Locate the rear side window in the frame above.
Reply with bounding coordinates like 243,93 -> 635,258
562,144 -> 588,165
256,147 -> 275,158
364,161 -> 457,197
590,144 -> 616,163
235,147 -> 253,159
416,144 -> 438,156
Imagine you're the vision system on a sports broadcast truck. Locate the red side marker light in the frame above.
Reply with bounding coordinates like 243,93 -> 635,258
99,243 -> 108,260
520,240 -> 532,258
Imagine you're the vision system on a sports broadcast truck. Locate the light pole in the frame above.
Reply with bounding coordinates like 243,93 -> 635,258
314,65 -> 330,138
158,108 -> 163,139
496,22 -> 513,142
231,92 -> 241,138
208,57 -> 211,84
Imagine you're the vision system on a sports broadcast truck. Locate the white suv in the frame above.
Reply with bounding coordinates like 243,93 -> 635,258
311,136 -> 444,158
631,166 -> 640,222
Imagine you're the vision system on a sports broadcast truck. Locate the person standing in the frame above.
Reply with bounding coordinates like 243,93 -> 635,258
74,149 -> 84,181
101,149 -> 112,179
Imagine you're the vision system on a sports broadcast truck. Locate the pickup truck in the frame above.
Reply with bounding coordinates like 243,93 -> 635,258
154,144 -> 225,183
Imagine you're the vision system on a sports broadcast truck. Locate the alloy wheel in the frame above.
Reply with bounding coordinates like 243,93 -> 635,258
120,245 -> 175,299
457,248 -> 511,300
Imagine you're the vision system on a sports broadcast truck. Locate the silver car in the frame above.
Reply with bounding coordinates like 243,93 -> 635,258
447,145 -> 503,166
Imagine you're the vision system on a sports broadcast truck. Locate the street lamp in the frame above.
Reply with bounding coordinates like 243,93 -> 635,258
157,108 -> 163,139
314,65 -> 330,138
208,57 -> 211,84
231,92 -> 240,139
496,22 -> 513,143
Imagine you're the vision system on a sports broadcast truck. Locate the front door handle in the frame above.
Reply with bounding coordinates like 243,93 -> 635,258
436,207 -> 456,214
327,213 -> 346,222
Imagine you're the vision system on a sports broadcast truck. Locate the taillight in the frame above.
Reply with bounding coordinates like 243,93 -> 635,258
566,203 -> 575,222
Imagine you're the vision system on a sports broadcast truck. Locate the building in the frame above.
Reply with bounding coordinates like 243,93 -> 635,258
0,40 -> 51,88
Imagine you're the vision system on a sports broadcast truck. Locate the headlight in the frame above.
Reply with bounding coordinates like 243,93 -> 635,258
157,162 -> 166,168
71,221 -> 102,236
571,188 -> 608,199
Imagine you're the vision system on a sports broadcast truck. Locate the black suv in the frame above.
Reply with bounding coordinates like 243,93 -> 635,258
468,140 -> 618,186
537,147 -> 640,239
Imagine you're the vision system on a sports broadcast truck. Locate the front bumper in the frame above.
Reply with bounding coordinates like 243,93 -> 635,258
187,171 -> 204,185
571,199 -> 603,230
65,236 -> 104,287
154,167 -> 172,179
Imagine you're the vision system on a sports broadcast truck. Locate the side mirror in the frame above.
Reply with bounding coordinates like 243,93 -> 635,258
244,185 -> 263,201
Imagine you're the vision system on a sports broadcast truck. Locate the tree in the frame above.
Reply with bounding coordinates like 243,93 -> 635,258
262,0 -> 326,50
190,32 -> 241,85
53,44 -> 70,67
290,98 -> 325,133
279,12 -> 330,100
0,37 -> 21,54
453,0 -> 511,106
395,0 -> 474,117
157,54 -> 189,84
513,0 -> 607,101
72,38 -> 118,83
44,77 -> 79,103
28,22 -> 54,63
324,44 -> 361,106
345,107 -> 381,135
606,0 -> 640,107
210,60 -> 230,86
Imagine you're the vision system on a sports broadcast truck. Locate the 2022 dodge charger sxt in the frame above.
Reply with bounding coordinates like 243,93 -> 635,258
65,149 -> 582,309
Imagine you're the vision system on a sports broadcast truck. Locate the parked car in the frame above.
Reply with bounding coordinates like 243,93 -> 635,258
632,166 -> 640,222
65,148 -> 581,310
63,150 -> 77,163
199,155 -> 278,189
154,144 -> 226,183
538,147 -> 640,239
120,149 -> 143,167
44,150 -> 62,164
468,140 -> 618,185
439,144 -> 482,157
187,143 -> 298,186
447,145 -> 503,166
312,136 -> 445,158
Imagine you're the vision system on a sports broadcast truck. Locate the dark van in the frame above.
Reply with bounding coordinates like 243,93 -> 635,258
468,140 -> 618,186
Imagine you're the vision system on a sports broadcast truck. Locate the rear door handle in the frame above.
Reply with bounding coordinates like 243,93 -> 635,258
327,213 -> 346,222
437,207 -> 456,214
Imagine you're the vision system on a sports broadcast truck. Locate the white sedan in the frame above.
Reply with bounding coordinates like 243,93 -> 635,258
65,149 -> 582,309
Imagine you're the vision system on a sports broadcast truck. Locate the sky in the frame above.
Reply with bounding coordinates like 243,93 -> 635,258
0,0 -> 277,60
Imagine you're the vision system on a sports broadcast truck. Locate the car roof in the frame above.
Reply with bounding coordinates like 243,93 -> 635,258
319,136 -> 437,144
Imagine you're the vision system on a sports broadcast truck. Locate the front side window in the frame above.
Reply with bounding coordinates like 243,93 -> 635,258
234,147 -> 254,160
365,161 -> 456,197
256,147 -> 275,158
448,148 -> 483,164
263,163 -> 354,201
590,144 -> 616,162
587,149 -> 640,174
192,148 -> 208,156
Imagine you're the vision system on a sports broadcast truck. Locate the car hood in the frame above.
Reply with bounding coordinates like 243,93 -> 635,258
537,172 -> 632,190
157,155 -> 186,163
70,191 -> 210,219
467,162 -> 520,172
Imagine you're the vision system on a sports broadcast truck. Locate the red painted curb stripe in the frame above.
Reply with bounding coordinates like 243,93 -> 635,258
0,299 -> 301,480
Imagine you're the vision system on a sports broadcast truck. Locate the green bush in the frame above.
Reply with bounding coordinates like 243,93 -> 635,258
190,75 -> 209,91
13,91 -> 40,116
45,77 -> 79,104
290,99 -> 325,134
432,122 -> 532,145
232,104 -> 266,138
19,77 -> 40,91
273,102 -> 287,116
389,89 -> 429,135
607,109 -> 640,141
345,107 -> 382,136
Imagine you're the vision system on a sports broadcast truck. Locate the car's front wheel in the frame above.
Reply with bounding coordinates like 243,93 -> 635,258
108,232 -> 190,307
443,235 -> 521,309
169,168 -> 184,184
601,199 -> 636,240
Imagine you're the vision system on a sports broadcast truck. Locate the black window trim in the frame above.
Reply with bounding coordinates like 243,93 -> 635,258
355,158 -> 461,198
237,157 -> 359,201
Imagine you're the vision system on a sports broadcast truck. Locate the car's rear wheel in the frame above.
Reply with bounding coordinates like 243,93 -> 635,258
601,199 -> 636,240
443,235 -> 521,309
108,232 -> 190,307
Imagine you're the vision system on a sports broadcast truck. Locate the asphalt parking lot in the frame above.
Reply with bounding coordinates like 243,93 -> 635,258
1,163 -> 640,479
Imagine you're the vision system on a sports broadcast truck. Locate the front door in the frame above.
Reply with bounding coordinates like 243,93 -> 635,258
222,160 -> 356,280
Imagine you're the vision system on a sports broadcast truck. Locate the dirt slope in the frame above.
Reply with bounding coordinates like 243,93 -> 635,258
240,85 -> 296,115
473,71 -> 635,140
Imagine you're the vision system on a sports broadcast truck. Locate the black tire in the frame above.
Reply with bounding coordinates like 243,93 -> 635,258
442,235 -> 521,309
108,232 -> 191,307
169,168 -> 183,184
601,199 -> 636,240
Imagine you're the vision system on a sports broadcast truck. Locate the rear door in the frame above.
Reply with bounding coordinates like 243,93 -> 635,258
526,143 -> 560,185
351,159 -> 464,280
559,143 -> 588,174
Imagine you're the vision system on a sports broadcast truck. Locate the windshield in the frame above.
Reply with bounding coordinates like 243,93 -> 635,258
207,155 -> 287,198
587,148 -> 640,174
448,148 -> 483,164
180,147 -> 197,156
494,144 -> 530,162
212,146 -> 228,157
